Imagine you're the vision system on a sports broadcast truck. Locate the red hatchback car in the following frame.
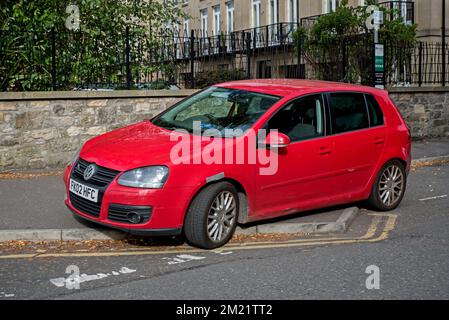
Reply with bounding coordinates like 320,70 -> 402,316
64,80 -> 411,249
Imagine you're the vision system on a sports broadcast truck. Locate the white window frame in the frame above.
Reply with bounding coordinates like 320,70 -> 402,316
268,0 -> 280,46
398,0 -> 409,25
213,5 -> 221,36
288,0 -> 299,23
183,18 -> 190,36
226,1 -> 235,33
324,0 -> 340,13
269,0 -> 279,25
252,0 -> 261,28
201,9 -> 208,37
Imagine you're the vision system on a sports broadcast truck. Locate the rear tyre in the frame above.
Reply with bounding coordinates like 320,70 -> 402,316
184,182 -> 239,249
368,160 -> 406,211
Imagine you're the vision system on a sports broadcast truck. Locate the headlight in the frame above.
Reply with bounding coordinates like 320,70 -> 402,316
118,166 -> 169,189
70,148 -> 81,166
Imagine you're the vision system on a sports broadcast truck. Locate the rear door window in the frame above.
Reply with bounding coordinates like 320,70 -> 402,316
329,92 -> 369,134
365,94 -> 384,127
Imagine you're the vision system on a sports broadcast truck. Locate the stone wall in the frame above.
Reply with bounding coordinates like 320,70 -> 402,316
0,91 -> 194,170
389,87 -> 449,139
0,87 -> 448,171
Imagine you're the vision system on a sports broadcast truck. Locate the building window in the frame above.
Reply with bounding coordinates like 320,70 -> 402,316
288,0 -> 299,23
200,9 -> 208,36
325,0 -> 340,13
213,5 -> 221,35
269,0 -> 279,25
226,1 -> 235,33
394,0 -> 412,25
252,0 -> 261,28
183,18 -> 190,36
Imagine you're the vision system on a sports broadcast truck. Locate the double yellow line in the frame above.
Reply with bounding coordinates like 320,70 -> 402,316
0,213 -> 397,260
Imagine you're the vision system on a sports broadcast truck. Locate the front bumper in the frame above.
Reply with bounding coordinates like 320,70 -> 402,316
63,164 -> 193,235
66,204 -> 182,236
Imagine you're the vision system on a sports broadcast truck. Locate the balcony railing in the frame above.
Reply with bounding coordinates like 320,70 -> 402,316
300,1 -> 415,29
167,22 -> 301,61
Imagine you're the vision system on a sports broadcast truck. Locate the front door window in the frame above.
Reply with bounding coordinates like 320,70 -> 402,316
266,94 -> 325,142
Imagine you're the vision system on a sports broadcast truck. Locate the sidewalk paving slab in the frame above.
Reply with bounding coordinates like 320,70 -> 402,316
412,138 -> 449,160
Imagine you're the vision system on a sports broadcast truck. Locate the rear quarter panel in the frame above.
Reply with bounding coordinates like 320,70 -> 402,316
361,90 -> 411,198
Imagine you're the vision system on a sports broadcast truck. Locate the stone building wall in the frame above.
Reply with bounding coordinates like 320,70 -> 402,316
0,87 -> 448,171
0,91 -> 193,170
388,87 -> 449,139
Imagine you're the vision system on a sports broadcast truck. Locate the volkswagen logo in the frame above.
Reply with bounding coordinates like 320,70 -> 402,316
83,164 -> 97,181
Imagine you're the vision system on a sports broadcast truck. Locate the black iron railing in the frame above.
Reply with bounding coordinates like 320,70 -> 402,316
3,1 -> 445,91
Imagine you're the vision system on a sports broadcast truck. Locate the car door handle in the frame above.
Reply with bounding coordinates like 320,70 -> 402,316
374,137 -> 385,145
319,147 -> 332,155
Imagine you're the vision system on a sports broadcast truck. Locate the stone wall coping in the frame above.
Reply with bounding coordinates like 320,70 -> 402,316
1,87 -> 448,101
0,89 -> 198,101
387,86 -> 449,93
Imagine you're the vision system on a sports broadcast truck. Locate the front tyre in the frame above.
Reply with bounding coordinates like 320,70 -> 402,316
368,160 -> 407,211
184,182 -> 239,249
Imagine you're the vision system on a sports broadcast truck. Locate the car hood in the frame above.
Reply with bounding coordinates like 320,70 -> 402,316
80,121 -> 226,171
80,121 -> 191,171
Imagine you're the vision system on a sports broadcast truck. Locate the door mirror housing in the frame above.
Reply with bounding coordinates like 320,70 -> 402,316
263,132 -> 291,148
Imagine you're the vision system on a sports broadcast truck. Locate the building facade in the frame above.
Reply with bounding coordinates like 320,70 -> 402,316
158,1 -> 449,88
169,0 -> 447,41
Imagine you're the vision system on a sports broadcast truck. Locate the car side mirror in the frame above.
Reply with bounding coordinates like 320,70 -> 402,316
263,132 -> 291,149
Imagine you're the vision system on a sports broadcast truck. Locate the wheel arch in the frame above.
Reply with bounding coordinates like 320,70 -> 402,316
184,177 -> 251,226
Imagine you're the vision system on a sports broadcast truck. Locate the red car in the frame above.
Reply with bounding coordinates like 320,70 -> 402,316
64,80 -> 411,249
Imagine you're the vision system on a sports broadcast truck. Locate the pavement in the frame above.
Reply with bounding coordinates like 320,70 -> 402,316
0,138 -> 447,241
412,137 -> 449,160
0,162 -> 448,299
0,172 -> 359,240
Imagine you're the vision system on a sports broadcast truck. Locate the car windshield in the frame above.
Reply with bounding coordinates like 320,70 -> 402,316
151,86 -> 281,137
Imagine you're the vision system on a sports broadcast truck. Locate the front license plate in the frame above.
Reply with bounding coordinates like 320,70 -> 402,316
69,179 -> 99,203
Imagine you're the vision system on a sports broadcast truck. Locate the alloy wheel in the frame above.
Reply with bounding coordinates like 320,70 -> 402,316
378,164 -> 404,207
207,191 -> 237,243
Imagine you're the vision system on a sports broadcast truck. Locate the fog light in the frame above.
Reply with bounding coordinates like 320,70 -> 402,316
127,212 -> 143,224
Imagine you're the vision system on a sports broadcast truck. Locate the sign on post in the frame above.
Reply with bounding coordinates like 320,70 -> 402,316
374,44 -> 385,89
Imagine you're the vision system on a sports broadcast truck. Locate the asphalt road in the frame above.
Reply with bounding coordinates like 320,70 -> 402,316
0,163 -> 448,300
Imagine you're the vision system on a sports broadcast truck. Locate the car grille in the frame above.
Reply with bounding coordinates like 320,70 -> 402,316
70,158 -> 121,218
108,204 -> 152,224
69,192 -> 102,217
72,158 -> 120,187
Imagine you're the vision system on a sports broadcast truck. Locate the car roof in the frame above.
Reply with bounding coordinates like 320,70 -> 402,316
216,79 -> 385,98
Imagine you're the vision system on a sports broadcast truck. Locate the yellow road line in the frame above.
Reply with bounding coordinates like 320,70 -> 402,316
0,214 -> 396,260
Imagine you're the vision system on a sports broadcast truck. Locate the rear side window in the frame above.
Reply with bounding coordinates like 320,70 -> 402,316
329,92 -> 369,134
365,94 -> 384,127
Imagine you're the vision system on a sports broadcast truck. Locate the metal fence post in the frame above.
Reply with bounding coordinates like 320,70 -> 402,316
51,28 -> 57,90
372,40 -> 376,87
418,42 -> 423,87
342,37 -> 347,82
253,29 -> 257,50
266,25 -> 269,47
125,26 -> 131,90
442,0 -> 446,86
280,24 -> 284,46
190,29 -> 195,88
246,32 -> 251,79
297,31 -> 302,78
